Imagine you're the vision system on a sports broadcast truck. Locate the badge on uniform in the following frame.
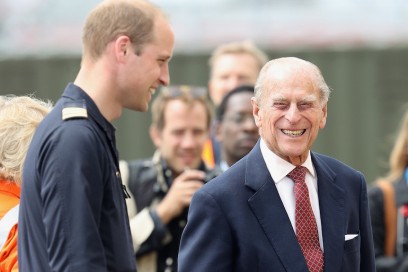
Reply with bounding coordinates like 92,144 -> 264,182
62,100 -> 88,120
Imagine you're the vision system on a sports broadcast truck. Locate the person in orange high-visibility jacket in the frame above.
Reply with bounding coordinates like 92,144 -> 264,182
0,95 -> 51,272
0,181 -> 20,272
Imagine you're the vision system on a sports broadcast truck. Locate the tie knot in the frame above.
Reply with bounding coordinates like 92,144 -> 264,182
287,166 -> 307,184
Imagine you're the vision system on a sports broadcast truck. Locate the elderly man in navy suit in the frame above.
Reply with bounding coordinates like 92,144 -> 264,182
178,57 -> 375,272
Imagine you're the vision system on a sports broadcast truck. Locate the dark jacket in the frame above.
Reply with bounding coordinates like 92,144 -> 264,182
19,83 -> 136,272
179,141 -> 376,272
369,174 -> 408,272
121,151 -> 220,272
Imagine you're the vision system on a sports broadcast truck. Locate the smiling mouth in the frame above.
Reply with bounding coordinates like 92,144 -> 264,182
282,129 -> 306,136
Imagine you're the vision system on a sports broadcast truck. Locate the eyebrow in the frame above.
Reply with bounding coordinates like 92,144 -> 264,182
270,94 -> 318,103
160,54 -> 172,61
270,94 -> 286,102
300,95 -> 318,103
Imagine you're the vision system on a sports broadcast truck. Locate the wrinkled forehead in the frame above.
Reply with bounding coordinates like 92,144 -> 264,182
268,92 -> 319,103
264,69 -> 319,97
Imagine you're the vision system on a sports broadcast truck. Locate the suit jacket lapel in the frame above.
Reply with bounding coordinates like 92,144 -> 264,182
246,142 -> 308,271
312,153 -> 345,272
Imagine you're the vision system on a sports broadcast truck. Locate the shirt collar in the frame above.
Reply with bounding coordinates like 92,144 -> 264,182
219,160 -> 229,172
259,138 -> 316,184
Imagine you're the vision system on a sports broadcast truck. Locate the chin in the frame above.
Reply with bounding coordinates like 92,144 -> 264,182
184,160 -> 200,169
139,104 -> 149,112
139,104 -> 148,112
278,147 -> 304,158
288,151 -> 307,160
128,103 -> 146,112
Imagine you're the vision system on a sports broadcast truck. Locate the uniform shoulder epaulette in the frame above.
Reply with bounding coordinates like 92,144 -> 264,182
62,100 -> 88,120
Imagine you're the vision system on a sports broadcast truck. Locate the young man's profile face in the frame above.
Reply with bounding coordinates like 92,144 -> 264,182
120,17 -> 175,112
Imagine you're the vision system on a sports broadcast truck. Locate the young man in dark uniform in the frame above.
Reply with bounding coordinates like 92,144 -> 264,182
18,1 -> 174,271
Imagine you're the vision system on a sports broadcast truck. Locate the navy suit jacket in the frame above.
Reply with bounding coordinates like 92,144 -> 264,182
179,141 -> 375,272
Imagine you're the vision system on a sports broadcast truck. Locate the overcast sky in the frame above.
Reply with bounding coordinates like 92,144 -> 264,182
0,0 -> 407,57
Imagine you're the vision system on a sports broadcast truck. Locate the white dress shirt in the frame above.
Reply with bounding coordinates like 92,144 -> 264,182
259,139 -> 324,250
219,160 -> 229,172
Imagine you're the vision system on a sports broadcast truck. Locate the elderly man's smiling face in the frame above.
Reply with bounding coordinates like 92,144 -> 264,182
252,60 -> 327,165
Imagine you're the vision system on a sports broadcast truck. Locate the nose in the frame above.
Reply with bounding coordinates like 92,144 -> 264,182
180,132 -> 196,149
159,64 -> 170,86
286,104 -> 301,123
226,77 -> 240,91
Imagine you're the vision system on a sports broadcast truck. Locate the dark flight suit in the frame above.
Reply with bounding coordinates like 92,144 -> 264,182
19,83 -> 136,272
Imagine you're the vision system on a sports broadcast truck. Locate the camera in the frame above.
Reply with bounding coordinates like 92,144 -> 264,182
202,170 -> 220,183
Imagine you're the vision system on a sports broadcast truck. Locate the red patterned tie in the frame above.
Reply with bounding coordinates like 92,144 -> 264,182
287,166 -> 324,272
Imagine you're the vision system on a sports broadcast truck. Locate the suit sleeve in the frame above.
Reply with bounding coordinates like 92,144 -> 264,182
178,189 -> 234,272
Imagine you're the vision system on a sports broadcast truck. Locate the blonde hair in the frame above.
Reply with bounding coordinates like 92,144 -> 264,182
82,0 -> 167,61
382,108 -> 408,182
0,95 -> 52,184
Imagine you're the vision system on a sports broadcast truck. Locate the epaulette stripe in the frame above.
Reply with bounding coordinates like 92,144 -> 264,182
62,107 -> 88,120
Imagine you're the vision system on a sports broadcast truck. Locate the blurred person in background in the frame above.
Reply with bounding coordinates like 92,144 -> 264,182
208,40 -> 268,107
0,95 -> 51,272
215,85 -> 259,171
120,86 -> 221,272
369,108 -> 408,272
18,0 -> 174,271
179,57 -> 375,272
202,40 -> 268,168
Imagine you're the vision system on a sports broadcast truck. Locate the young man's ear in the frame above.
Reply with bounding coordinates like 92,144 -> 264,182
115,36 -> 131,61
